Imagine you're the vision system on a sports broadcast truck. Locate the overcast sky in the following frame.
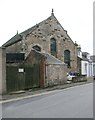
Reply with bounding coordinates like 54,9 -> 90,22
0,0 -> 93,55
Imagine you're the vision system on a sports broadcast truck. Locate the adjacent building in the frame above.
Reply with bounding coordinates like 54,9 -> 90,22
81,52 -> 93,77
77,45 -> 82,75
90,55 -> 95,76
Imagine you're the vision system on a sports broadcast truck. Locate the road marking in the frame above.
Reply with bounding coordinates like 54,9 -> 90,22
0,82 -> 93,104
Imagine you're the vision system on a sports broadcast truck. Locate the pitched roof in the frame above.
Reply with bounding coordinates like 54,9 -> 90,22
2,15 -> 57,47
42,53 -> 65,65
82,52 -> 89,61
2,13 -> 74,47
3,34 -> 22,47
90,55 -> 95,62
2,25 -> 38,47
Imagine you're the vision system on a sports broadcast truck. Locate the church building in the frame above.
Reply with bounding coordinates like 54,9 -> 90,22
2,9 -> 79,91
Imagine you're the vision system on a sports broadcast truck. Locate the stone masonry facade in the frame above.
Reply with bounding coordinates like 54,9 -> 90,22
3,12 -> 78,74
45,64 -> 67,87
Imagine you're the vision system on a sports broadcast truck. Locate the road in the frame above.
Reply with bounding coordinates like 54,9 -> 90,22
2,83 -> 93,118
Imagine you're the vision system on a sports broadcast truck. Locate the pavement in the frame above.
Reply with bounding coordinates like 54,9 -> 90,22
1,78 -> 93,102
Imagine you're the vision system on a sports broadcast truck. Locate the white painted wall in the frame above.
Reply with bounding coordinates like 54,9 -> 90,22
93,63 -> 95,76
81,61 -> 87,75
78,51 -> 82,59
81,60 -> 93,77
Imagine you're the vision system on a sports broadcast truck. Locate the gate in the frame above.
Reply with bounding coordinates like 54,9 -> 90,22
6,65 -> 25,93
6,64 -> 40,93
25,64 -> 40,89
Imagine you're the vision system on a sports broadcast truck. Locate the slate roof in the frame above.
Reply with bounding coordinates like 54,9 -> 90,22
90,55 -> 95,62
2,15 -> 54,47
42,53 -> 65,65
2,13 -> 74,47
3,34 -> 22,47
82,52 -> 89,61
25,48 -> 65,65
2,25 -> 38,47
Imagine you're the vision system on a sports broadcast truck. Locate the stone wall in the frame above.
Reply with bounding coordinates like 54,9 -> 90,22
45,64 -> 67,87
0,47 -> 6,94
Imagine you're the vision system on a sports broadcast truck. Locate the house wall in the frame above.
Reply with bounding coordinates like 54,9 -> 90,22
88,62 -> 93,76
81,61 -> 88,76
77,57 -> 81,74
81,60 -> 93,77
93,63 -> 95,76
77,47 -> 82,74
0,47 -> 6,94
45,64 -> 67,87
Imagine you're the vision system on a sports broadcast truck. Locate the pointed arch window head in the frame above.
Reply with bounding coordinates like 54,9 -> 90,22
32,45 -> 41,52
64,50 -> 70,67
50,38 -> 57,57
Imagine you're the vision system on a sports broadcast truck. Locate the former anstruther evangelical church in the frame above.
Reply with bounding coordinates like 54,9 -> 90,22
2,9 -> 80,92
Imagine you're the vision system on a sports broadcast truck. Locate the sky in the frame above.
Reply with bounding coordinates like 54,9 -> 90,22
0,0 -> 93,55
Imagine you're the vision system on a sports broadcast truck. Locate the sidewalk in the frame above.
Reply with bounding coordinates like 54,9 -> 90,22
1,78 -> 93,102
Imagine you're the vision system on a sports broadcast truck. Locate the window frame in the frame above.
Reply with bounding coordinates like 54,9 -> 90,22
50,38 -> 57,57
64,50 -> 70,67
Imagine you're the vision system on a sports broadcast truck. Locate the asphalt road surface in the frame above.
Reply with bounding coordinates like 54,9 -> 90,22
2,83 -> 93,118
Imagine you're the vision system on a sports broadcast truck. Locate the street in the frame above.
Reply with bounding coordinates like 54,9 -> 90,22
2,83 -> 93,118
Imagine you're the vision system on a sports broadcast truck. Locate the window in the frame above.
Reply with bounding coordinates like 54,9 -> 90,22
64,50 -> 70,67
50,38 -> 57,57
33,45 -> 41,52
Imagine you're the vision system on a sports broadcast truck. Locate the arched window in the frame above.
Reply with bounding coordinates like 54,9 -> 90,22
64,50 -> 70,67
33,45 -> 41,52
50,38 -> 57,57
